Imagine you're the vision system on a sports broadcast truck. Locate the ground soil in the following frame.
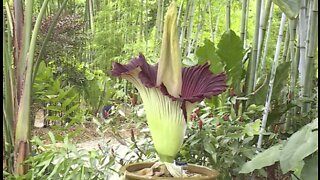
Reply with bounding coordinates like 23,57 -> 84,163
31,121 -> 141,150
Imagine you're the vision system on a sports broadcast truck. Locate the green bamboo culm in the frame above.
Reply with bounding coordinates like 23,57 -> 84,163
245,0 -> 262,106
282,26 -> 290,62
257,13 -> 287,149
240,0 -> 248,44
255,0 -> 272,80
226,0 -> 231,30
287,19 -> 298,128
259,3 -> 274,76
302,0 -> 318,113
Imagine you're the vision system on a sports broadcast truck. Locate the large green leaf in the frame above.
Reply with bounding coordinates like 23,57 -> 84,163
195,39 -> 223,74
250,61 -> 291,105
272,0 -> 301,19
217,30 -> 245,95
239,144 -> 283,173
300,153 -> 318,180
272,61 -> 291,99
266,102 -> 296,127
280,118 -> 318,173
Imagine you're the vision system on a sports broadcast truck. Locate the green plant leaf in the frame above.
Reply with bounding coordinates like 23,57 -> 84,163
47,105 -> 62,112
48,131 -> 56,144
62,95 -> 78,109
196,39 -> 217,61
64,104 -> 80,116
244,119 -> 261,136
280,118 -> 318,173
47,116 -> 61,121
272,0 -> 301,19
300,153 -> 318,180
272,61 -> 291,99
239,144 -> 282,174
217,30 -> 245,95
250,61 -> 291,105
55,86 -> 74,103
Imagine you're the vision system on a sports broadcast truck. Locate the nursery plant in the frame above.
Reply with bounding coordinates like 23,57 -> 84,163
111,2 -> 227,178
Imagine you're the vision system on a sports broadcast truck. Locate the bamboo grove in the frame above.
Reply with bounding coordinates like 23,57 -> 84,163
3,0 -> 318,176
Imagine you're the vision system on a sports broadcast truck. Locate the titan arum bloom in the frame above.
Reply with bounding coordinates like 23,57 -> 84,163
111,3 -> 227,163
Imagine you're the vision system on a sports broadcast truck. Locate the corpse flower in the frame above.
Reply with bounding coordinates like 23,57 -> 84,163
111,3 -> 227,163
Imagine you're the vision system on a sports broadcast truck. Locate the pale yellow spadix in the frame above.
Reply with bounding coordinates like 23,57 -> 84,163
156,2 -> 182,98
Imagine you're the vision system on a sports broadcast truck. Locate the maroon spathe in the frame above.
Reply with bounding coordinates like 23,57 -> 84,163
111,53 -> 228,121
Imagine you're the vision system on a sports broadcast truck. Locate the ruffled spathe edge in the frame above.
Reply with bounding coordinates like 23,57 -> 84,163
111,54 -> 228,120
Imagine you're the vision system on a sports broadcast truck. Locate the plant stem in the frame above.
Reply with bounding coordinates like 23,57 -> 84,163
257,13 -> 286,149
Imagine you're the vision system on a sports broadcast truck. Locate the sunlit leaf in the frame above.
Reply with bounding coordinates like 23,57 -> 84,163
48,131 -> 56,144
272,0 -> 301,19
217,30 -> 245,94
244,119 -> 261,136
280,118 -> 318,173
250,61 -> 291,105
300,153 -> 318,180
196,39 -> 223,74
239,144 -> 282,173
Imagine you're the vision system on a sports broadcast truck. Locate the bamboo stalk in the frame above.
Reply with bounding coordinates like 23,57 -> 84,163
189,3 -> 201,56
140,0 -> 143,39
256,0 -> 265,65
288,19 -> 298,116
298,0 -> 308,88
185,0 -> 196,57
243,0 -> 250,48
246,0 -> 262,99
282,26 -> 290,62
212,5 -> 221,43
177,0 -> 183,25
257,13 -> 286,149
191,1 -> 208,52
255,0 -> 272,79
225,0 -> 231,30
156,0 -> 162,40
159,0 -> 165,38
145,0 -> 148,53
302,0 -> 318,113
259,3 -> 274,76
240,0 -> 248,43
88,0 -> 95,34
